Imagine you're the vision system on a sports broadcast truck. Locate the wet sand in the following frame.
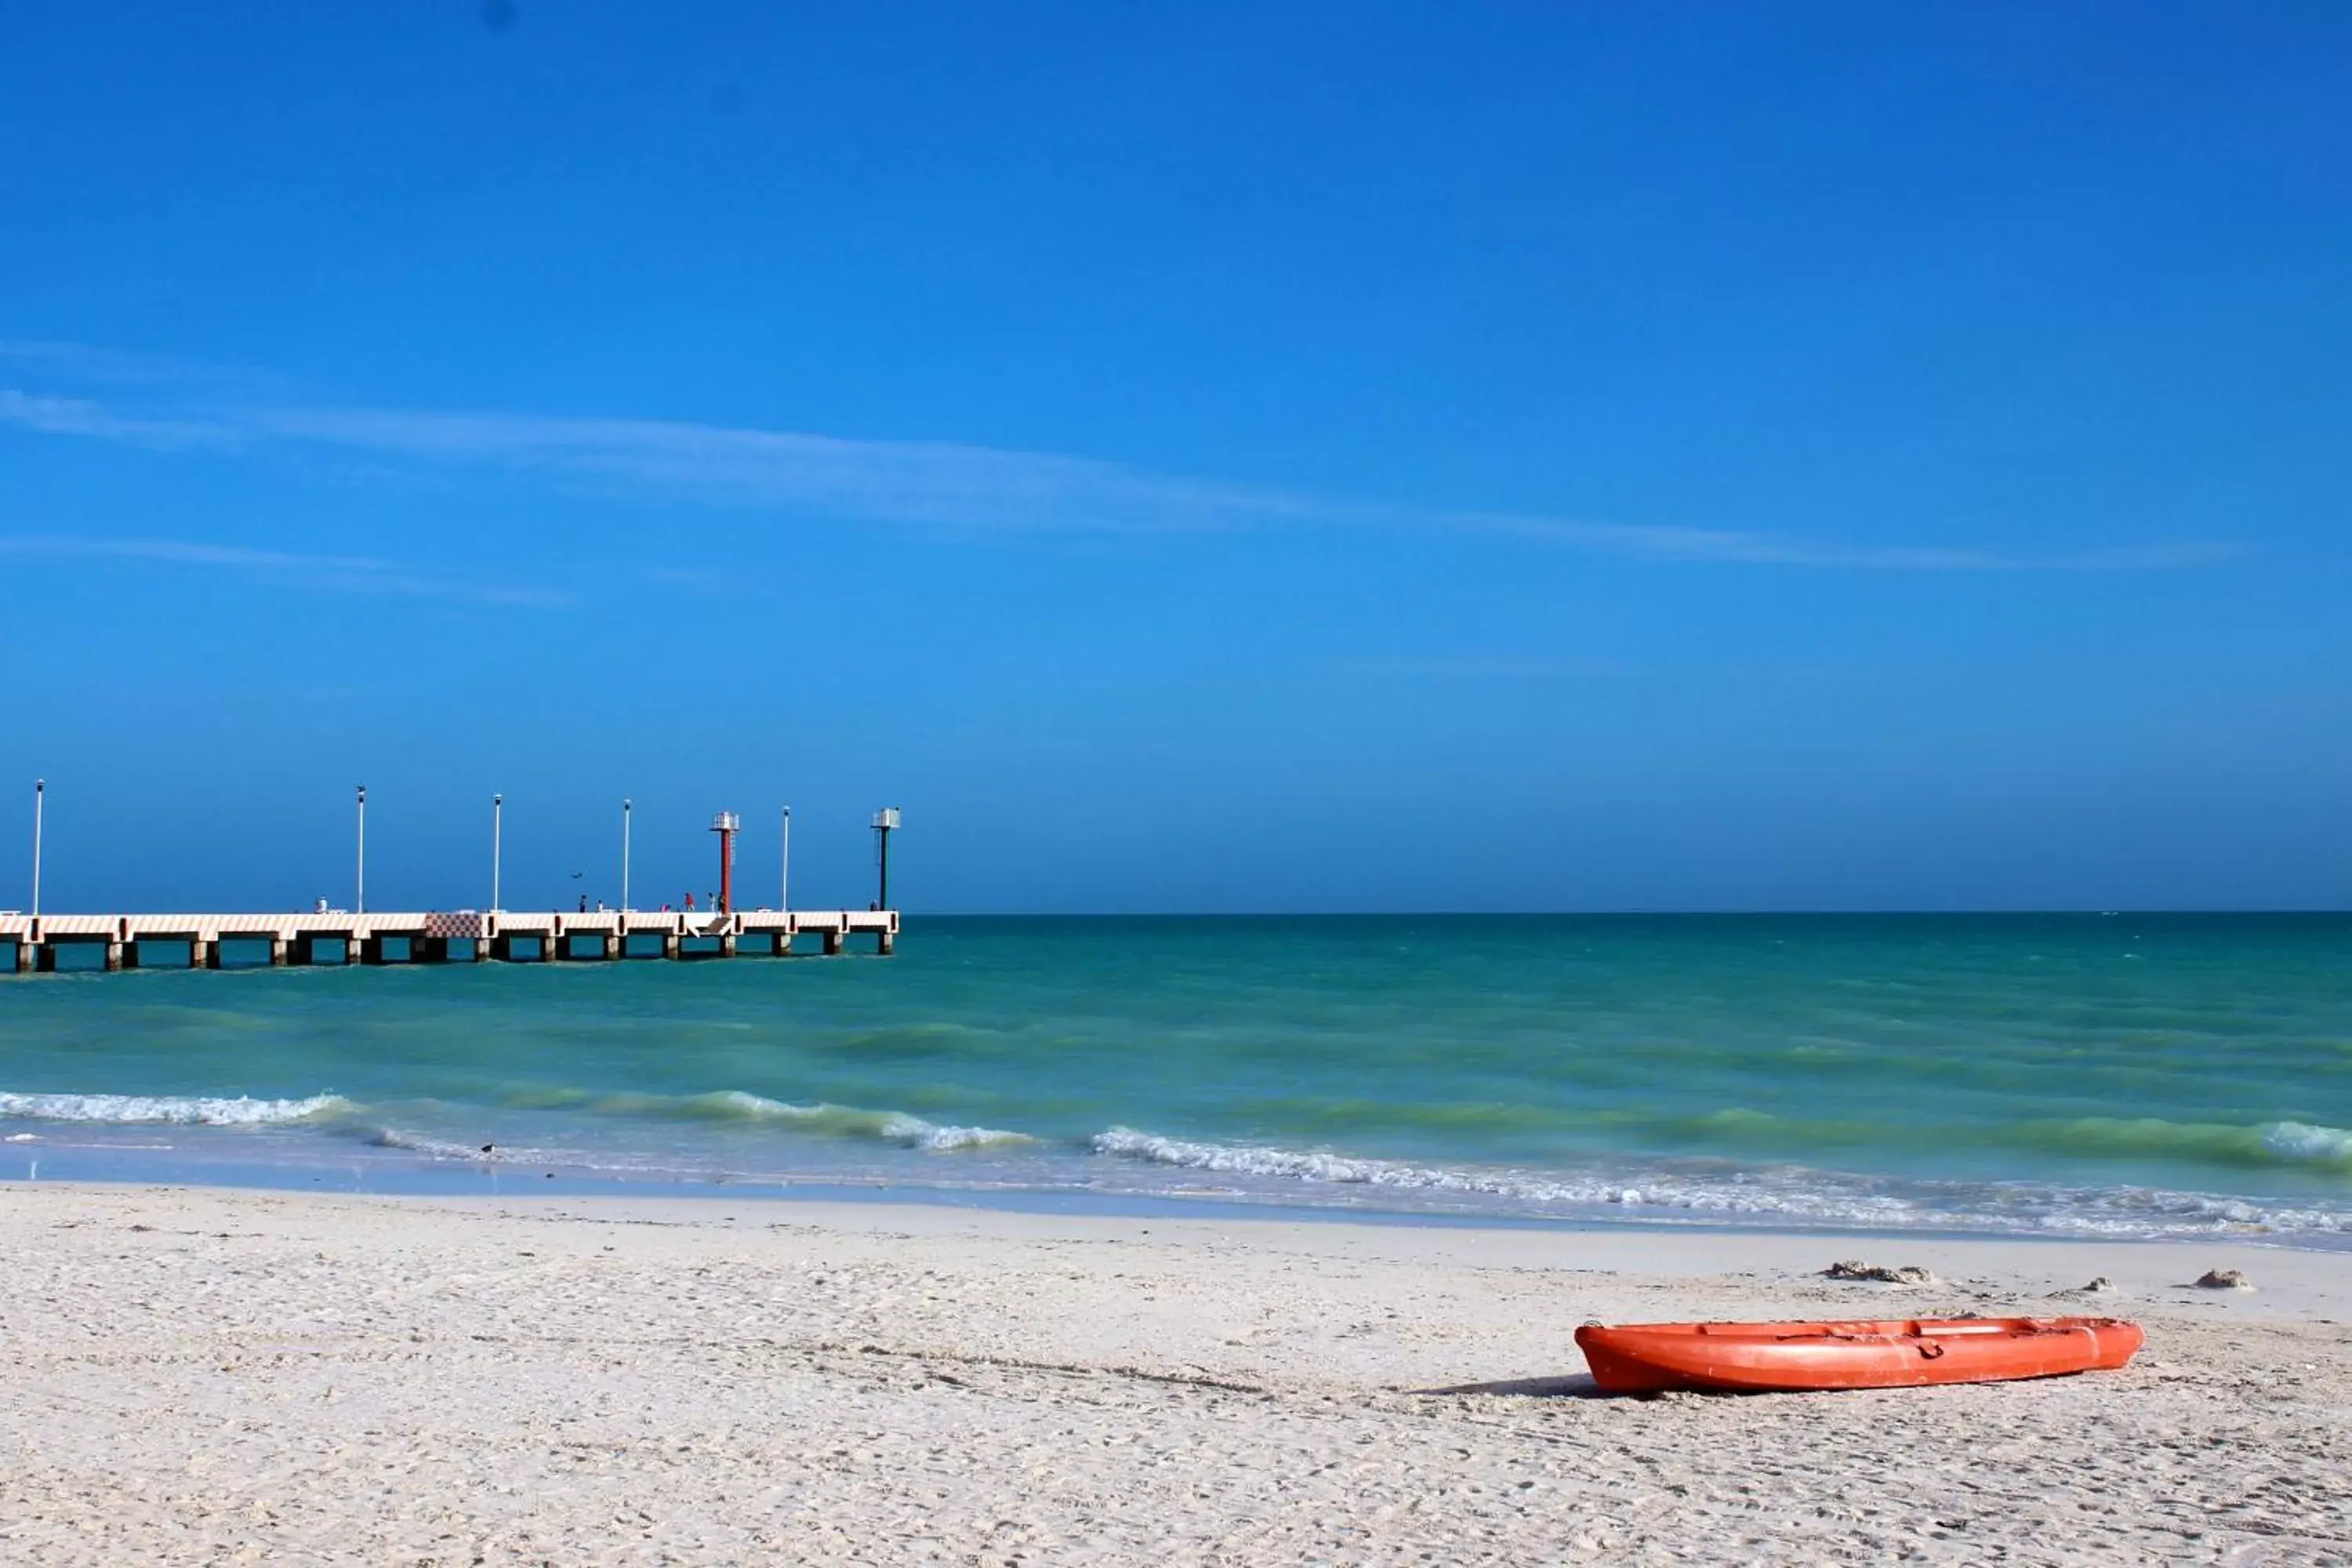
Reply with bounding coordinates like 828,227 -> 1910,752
2,1183 -> 2347,1563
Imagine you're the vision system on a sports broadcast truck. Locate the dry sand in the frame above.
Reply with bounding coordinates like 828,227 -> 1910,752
2,1183 -> 2347,1564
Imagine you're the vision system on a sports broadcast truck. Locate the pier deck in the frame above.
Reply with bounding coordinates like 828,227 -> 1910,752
0,909 -> 897,972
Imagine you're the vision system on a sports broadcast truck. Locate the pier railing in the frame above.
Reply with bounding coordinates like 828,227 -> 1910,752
0,908 -> 898,972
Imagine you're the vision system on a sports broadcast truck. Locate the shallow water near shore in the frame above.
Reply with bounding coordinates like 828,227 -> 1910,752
3,914 -> 2348,1245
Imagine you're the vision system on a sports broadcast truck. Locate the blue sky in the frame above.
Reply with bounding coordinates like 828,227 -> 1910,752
2,2 -> 2347,913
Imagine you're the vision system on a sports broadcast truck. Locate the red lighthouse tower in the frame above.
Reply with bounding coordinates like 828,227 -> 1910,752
710,811 -> 739,913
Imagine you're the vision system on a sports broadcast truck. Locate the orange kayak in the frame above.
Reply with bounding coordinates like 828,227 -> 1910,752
1576,1316 -> 2143,1394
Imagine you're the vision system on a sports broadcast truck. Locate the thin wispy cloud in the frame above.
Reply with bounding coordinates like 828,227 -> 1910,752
1333,653 -> 1629,679
0,389 -> 240,450
0,532 -> 571,607
0,340 -> 291,397
0,354 -> 2241,571
1458,510 -> 2242,571
0,389 -> 1327,535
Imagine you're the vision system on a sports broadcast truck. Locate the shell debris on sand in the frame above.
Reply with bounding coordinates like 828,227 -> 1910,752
1822,1258 -> 1938,1286
2195,1268 -> 2254,1290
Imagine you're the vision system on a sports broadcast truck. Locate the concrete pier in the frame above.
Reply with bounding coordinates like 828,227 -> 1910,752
0,908 -> 898,975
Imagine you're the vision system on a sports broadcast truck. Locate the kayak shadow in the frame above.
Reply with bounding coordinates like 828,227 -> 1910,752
1411,1373 -> 1606,1399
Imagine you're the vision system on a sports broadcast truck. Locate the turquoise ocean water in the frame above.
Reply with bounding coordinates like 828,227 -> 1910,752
2,916 -> 2348,1245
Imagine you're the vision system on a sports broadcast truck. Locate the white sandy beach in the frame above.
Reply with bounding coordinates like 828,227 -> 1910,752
2,1183 -> 2347,1564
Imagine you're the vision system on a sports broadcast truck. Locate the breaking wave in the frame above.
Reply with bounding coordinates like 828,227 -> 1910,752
1089,1126 -> 1911,1221
1087,1126 -> 2352,1241
365,1088 -> 1034,1163
2264,1121 -> 2352,1163
1994,1116 -> 2352,1171
10,1083 -> 2345,1245
0,1091 -> 351,1127
625,1089 -> 1036,1152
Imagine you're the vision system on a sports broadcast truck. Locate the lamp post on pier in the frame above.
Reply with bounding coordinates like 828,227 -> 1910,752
779,805 -> 791,912
30,778 -> 42,918
871,808 -> 900,912
491,793 -> 503,914
622,797 -> 633,914
355,785 -> 367,914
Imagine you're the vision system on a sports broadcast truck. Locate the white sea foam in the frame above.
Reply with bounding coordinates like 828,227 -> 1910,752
365,1111 -> 1027,1169
2263,1121 -> 2352,1163
0,1091 -> 350,1127
1087,1126 -> 2352,1241
878,1113 -> 1033,1152
683,1090 -> 1033,1151
1087,1126 -> 1909,1220
427,1088 -> 1035,1158
365,1127 -> 576,1165
699,1090 -> 822,1120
